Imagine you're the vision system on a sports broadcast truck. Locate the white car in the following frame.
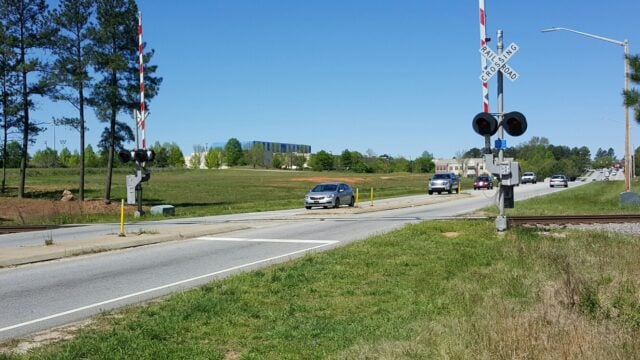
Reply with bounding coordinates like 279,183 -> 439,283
549,175 -> 568,188
521,172 -> 537,184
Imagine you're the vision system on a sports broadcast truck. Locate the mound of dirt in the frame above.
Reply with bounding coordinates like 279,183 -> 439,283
0,198 -> 123,224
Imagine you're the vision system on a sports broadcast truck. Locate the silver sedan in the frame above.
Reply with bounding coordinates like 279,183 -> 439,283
304,182 -> 355,209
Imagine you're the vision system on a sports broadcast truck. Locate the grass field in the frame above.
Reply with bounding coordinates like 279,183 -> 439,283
504,180 -> 640,216
1,176 -> 639,358
1,168 -> 477,225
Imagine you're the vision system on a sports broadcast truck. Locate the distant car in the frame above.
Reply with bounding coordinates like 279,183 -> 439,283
549,175 -> 568,188
304,182 -> 355,209
521,172 -> 537,184
428,173 -> 460,195
473,175 -> 493,190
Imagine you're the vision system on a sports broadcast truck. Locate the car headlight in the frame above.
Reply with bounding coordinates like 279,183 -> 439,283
326,194 -> 335,199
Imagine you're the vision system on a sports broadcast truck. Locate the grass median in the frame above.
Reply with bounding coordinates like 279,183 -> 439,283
505,180 -> 640,216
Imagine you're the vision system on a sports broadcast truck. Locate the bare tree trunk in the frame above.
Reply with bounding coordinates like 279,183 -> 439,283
1,118 -> 7,194
18,55 -> 28,199
1,81 -> 8,194
103,107 -> 115,204
79,84 -> 85,201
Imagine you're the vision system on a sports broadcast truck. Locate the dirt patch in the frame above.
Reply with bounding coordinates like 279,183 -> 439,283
442,232 -> 461,238
290,177 -> 367,184
0,320 -> 92,355
0,198 -> 126,224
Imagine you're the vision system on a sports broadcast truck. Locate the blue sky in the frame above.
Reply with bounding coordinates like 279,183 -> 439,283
34,0 -> 640,160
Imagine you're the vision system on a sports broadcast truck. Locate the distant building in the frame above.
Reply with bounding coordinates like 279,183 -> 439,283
244,141 -> 311,169
186,140 -> 312,169
435,157 -> 513,177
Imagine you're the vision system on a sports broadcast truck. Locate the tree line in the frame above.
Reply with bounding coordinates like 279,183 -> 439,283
1,140 -> 185,168
0,0 -> 161,202
463,136 -> 637,180
188,139 -> 437,174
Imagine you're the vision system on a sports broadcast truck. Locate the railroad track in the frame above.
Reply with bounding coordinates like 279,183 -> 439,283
0,225 -> 57,235
508,214 -> 640,226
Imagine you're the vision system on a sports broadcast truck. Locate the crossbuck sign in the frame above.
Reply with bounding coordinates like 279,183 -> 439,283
479,42 -> 519,82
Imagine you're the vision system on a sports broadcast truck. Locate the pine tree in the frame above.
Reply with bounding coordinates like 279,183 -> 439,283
0,22 -> 21,193
49,0 -> 95,201
624,54 -> 640,123
0,0 -> 54,198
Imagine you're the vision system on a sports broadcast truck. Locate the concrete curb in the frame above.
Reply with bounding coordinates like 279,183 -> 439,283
0,224 -> 249,268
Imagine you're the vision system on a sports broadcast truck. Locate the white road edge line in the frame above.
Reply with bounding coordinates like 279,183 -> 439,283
196,237 -> 339,244
0,240 -> 337,334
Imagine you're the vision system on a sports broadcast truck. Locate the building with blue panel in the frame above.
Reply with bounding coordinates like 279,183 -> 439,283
243,141 -> 311,154
243,141 -> 312,168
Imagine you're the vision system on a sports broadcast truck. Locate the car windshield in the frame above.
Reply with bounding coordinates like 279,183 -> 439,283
476,177 -> 490,181
551,175 -> 564,179
524,172 -> 534,176
433,174 -> 450,180
311,184 -> 337,192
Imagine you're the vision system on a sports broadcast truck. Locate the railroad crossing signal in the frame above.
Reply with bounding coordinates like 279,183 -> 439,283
479,42 -> 519,82
472,112 -> 498,136
472,111 -> 527,138
502,111 -> 527,137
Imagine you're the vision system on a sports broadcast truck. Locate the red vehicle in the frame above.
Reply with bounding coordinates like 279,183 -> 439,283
473,175 -> 494,190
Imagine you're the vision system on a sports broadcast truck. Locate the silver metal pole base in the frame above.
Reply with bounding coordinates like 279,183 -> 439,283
495,215 -> 508,232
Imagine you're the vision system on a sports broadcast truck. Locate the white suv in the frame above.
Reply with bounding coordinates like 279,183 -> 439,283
521,172 -> 537,184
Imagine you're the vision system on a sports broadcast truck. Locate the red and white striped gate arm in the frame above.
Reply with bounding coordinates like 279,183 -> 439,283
138,12 -> 146,149
479,0 -> 489,113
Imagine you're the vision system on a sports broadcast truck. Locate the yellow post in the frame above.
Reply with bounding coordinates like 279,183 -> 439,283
370,187 -> 374,206
119,199 -> 125,237
355,188 -> 359,207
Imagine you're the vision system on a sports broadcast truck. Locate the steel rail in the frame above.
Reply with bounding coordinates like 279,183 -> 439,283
0,225 -> 57,235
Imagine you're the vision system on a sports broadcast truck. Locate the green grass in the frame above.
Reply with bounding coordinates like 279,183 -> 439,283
0,168 -> 435,224
503,180 -> 640,216
3,219 -> 639,359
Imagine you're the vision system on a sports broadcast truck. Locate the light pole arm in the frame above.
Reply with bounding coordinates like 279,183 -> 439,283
541,27 -> 625,47
542,26 -> 632,192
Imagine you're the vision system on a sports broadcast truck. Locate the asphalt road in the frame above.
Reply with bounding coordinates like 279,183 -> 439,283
0,176 -> 598,341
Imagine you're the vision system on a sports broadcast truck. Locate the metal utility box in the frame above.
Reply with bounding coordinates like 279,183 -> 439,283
499,161 -> 521,186
126,171 -> 143,205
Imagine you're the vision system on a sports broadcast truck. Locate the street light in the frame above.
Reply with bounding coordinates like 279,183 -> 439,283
541,26 -> 631,192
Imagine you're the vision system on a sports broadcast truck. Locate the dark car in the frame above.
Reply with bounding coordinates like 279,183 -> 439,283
473,175 -> 493,190
304,182 -> 355,209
